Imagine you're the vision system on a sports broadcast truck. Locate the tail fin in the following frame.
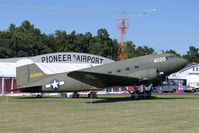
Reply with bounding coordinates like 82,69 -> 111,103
16,63 -> 47,87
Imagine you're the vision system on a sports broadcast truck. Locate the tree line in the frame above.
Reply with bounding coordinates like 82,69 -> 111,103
0,20 -> 198,63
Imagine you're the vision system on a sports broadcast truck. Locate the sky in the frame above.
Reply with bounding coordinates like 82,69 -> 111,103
0,0 -> 199,55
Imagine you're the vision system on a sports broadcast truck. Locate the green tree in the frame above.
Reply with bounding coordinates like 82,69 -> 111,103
135,45 -> 154,57
165,49 -> 181,57
54,30 -> 69,52
182,46 -> 199,63
127,41 -> 136,58
0,20 -> 178,61
10,21 -> 52,57
0,31 -> 13,58
89,29 -> 117,60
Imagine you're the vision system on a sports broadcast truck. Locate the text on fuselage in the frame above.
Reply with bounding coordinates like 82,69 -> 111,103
154,57 -> 166,63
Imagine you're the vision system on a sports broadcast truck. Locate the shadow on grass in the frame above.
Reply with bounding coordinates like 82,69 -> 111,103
16,96 -> 60,99
13,94 -> 199,103
87,95 -> 199,104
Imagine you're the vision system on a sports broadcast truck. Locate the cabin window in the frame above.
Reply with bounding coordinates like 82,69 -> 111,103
166,55 -> 176,60
117,69 -> 121,73
134,66 -> 139,69
125,67 -> 130,71
108,71 -> 112,74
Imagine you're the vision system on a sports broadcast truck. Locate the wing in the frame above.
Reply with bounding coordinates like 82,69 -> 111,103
68,71 -> 139,88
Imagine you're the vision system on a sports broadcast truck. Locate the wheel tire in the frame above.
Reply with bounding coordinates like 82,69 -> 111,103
131,94 -> 140,100
195,88 -> 199,92
145,91 -> 151,99
36,94 -> 41,98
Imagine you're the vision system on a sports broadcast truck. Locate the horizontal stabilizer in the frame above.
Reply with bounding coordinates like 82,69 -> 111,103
8,86 -> 42,93
68,71 -> 139,88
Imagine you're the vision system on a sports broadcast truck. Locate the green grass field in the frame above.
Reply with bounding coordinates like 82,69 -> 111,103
0,95 -> 199,133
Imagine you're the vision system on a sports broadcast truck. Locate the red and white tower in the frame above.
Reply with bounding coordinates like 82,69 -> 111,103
117,18 -> 129,61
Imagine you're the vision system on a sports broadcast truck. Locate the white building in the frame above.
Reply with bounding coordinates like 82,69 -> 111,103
169,63 -> 199,88
0,52 -> 115,96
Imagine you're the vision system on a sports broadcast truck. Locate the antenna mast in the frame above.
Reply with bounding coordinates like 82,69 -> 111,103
117,18 -> 129,61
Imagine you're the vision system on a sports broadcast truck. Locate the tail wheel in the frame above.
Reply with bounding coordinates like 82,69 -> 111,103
36,94 -> 42,98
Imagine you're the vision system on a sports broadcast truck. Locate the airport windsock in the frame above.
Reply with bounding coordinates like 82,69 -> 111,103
181,83 -> 184,94
178,83 -> 181,94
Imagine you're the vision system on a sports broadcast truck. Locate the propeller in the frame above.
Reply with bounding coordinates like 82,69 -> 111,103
152,71 -> 166,87
159,72 -> 165,86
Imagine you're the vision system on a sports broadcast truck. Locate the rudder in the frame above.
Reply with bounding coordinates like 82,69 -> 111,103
16,63 -> 46,87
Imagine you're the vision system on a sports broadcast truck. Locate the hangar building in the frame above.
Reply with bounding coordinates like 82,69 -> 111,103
0,52 -> 115,96
169,63 -> 199,88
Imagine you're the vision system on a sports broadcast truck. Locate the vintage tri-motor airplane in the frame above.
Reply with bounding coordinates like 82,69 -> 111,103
11,53 -> 187,99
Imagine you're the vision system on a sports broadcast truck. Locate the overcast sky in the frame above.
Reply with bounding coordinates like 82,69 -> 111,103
0,0 -> 199,54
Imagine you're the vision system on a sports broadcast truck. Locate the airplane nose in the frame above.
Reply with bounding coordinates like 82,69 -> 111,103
179,58 -> 188,68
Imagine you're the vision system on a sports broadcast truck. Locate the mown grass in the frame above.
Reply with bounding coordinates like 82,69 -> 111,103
0,95 -> 199,133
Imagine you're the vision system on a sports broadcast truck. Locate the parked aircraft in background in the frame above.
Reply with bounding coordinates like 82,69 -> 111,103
11,53 -> 187,99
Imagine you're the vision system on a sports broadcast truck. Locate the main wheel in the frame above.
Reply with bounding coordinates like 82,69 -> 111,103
145,91 -> 151,99
195,88 -> 199,92
131,94 -> 140,100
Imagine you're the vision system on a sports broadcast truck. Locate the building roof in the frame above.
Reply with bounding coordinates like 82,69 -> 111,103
0,52 -> 114,64
0,52 -> 115,77
178,63 -> 199,73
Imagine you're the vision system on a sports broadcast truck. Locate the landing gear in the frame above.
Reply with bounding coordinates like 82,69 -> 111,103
36,94 -> 43,98
145,90 -> 151,99
88,92 -> 97,98
129,85 -> 152,100
131,92 -> 140,100
72,92 -> 80,98
131,90 -> 151,100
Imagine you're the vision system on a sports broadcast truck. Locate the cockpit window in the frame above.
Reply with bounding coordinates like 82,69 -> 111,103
166,55 -> 176,60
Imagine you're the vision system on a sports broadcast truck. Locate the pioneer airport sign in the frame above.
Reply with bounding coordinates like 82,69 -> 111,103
30,52 -> 114,64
